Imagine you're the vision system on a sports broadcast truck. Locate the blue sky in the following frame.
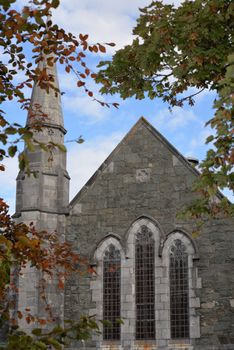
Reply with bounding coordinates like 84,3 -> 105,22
1,0 -> 233,213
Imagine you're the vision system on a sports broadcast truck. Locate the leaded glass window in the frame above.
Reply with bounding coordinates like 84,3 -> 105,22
170,239 -> 189,339
103,244 -> 121,340
135,225 -> 155,340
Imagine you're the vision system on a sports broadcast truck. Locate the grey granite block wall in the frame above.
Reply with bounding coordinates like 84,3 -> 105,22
65,119 -> 234,350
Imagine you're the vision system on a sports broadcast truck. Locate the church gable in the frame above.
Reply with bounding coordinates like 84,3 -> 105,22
70,117 -> 198,217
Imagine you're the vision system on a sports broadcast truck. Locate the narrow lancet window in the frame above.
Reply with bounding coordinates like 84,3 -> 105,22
103,244 -> 121,340
135,225 -> 155,340
170,239 -> 189,339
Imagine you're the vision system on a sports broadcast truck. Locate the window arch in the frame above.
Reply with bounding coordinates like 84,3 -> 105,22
135,225 -> 155,340
91,235 -> 123,345
103,244 -> 121,341
170,239 -> 189,339
161,230 -> 201,343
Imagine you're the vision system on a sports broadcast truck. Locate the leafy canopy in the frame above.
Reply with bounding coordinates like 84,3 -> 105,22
98,0 -> 233,104
97,0 -> 234,218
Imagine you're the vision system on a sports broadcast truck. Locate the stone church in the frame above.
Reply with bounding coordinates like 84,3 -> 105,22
13,59 -> 234,350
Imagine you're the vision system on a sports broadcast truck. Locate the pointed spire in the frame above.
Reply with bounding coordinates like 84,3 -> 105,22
27,13 -> 65,134
27,55 -> 65,133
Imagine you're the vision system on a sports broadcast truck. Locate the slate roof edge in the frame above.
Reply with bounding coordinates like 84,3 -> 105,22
69,116 -> 224,208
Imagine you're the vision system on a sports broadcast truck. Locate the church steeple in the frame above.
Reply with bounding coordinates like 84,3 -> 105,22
14,56 -> 69,331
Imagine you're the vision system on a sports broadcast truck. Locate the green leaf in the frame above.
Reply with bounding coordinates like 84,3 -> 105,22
46,338 -> 62,350
5,126 -> 17,135
8,145 -> 17,157
31,328 -> 42,336
33,341 -> 47,349
51,0 -> 60,8
56,144 -> 67,152
205,135 -> 214,144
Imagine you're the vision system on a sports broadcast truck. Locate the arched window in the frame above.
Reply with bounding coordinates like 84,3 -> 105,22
103,244 -> 121,340
135,225 -> 155,340
170,239 -> 189,339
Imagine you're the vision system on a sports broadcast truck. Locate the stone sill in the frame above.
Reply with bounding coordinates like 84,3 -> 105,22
169,339 -> 190,343
135,340 -> 156,344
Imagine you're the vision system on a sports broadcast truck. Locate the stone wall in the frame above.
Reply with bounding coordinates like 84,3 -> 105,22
65,120 -> 234,349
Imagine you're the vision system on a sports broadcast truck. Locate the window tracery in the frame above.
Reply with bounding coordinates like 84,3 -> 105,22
135,225 -> 155,340
103,244 -> 121,340
170,239 -> 189,339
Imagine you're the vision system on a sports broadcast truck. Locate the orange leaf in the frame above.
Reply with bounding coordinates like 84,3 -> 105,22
92,45 -> 98,53
38,319 -> 47,325
77,81 -> 85,87
58,279 -> 64,289
98,44 -> 106,53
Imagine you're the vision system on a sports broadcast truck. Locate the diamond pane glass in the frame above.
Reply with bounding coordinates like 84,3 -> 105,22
135,225 -> 155,340
103,244 -> 121,340
170,239 -> 189,339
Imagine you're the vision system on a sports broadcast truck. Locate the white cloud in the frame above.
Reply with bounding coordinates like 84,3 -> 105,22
67,132 -> 124,201
185,87 -> 217,103
155,107 -> 198,131
59,71 -> 107,120
15,0 -> 183,52
0,157 -> 18,213
54,0 -> 150,50
53,1 -> 183,51
186,128 -> 212,156
63,93 -> 109,121
1,157 -> 18,192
